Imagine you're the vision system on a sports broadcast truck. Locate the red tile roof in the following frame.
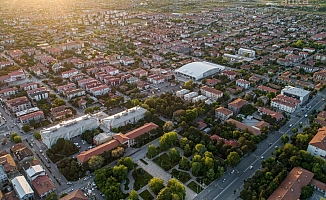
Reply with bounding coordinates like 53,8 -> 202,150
228,98 -> 248,108
60,189 -> 88,200
32,175 -> 56,197
226,119 -> 261,136
210,134 -> 238,147
309,126 -> 326,151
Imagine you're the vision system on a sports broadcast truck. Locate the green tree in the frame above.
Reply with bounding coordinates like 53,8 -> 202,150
183,80 -> 194,91
300,185 -> 314,200
103,176 -> 124,200
195,144 -> 207,155
227,152 -> 241,167
88,155 -> 104,171
128,190 -> 139,200
34,131 -> 41,140
168,148 -> 180,163
192,162 -> 202,176
147,144 -> 159,158
179,156 -> 190,170
159,131 -> 178,150
9,132 -> 18,142
148,177 -> 165,195
167,178 -> 186,200
111,147 -> 125,158
281,134 -> 289,144
22,124 -> 31,132
156,187 -> 172,200
163,121 -> 174,132
14,136 -> 22,143
206,168 -> 215,181
118,157 -> 134,171
59,193 -> 67,198
292,128 -> 298,134
46,192 -> 58,200
184,144 -> 192,157
113,164 -> 128,182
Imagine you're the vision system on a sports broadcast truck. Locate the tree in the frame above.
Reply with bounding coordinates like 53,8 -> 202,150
46,192 -> 58,200
111,147 -> 125,158
227,152 -> 241,167
59,193 -> 67,198
192,162 -> 202,176
167,178 -> 186,200
1,138 -> 7,145
159,131 -> 178,150
113,164 -> 128,182
168,148 -> 180,163
34,131 -> 41,140
9,132 -> 18,142
128,190 -> 139,200
179,156 -> 189,170
163,121 -> 174,132
22,124 -> 31,132
195,144 -> 207,155
184,144 -> 192,157
14,136 -> 22,143
118,157 -> 134,171
148,177 -> 165,194
300,185 -> 314,200
292,128 -> 298,134
206,168 -> 215,181
281,134 -> 289,144
148,144 -> 159,158
156,187 -> 172,200
88,155 -> 104,171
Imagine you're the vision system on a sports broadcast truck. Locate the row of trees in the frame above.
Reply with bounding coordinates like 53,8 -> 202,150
46,138 -> 79,162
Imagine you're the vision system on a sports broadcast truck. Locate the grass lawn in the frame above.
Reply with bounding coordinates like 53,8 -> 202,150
187,181 -> 203,194
171,169 -> 191,184
139,189 -> 154,200
132,168 -> 153,190
153,153 -> 179,171
196,177 -> 213,186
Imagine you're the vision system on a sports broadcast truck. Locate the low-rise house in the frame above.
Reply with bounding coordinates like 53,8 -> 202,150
226,119 -> 261,136
236,79 -> 250,89
50,105 -> 72,120
57,83 -> 76,93
0,87 -> 18,97
210,134 -> 238,147
5,96 -> 32,112
228,98 -> 248,115
19,111 -> 44,124
12,176 -> 34,200
89,85 -> 110,96
0,150 -> 17,177
61,69 -> 78,79
315,111 -> 326,126
258,107 -> 284,122
64,88 -> 85,100
21,82 -> 38,91
25,165 -> 45,181
307,126 -> 326,158
10,143 -> 33,163
200,86 -> 223,101
215,107 -> 233,122
0,165 -> 8,183
257,85 -> 277,94
59,189 -> 88,200
31,175 -> 56,198
270,94 -> 300,113
314,70 -> 326,82
28,89 -> 49,101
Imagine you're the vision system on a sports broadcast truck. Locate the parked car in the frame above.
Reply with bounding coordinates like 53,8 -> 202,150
222,178 -> 226,182
249,166 -> 253,170
67,182 -> 72,185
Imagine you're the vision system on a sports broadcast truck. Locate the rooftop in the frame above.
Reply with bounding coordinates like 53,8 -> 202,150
309,126 -> 326,151
175,61 -> 225,80
281,86 -> 310,97
12,176 -> 34,199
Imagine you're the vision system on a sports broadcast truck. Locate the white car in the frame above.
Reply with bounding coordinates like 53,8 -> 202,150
289,124 -> 293,127
304,114 -> 308,117
230,170 -> 235,174
249,166 -> 253,170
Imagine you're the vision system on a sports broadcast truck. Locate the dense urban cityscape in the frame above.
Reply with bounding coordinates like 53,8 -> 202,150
0,0 -> 326,200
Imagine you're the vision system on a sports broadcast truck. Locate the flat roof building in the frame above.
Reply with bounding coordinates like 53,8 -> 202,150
281,86 -> 310,105
41,114 -> 100,148
175,62 -> 225,81
101,106 -> 147,131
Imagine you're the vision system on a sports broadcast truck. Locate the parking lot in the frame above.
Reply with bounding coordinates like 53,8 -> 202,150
70,135 -> 94,158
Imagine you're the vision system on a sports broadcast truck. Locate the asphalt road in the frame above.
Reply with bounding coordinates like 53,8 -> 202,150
195,92 -> 326,200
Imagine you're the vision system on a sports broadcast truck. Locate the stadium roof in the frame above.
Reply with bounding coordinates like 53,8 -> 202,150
175,62 -> 225,80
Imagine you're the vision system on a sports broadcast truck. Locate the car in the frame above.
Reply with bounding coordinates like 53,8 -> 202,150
304,114 -> 308,117
323,98 -> 325,101
249,166 -> 253,170
230,170 -> 235,174
275,146 -> 278,149
222,178 -> 226,182
67,182 -> 72,185
289,124 -> 293,127
40,150 -> 43,153
83,177 -> 89,181
300,122 -> 303,124
74,143 -> 79,146
261,156 -> 264,159
77,145 -> 81,148
68,189 -> 74,193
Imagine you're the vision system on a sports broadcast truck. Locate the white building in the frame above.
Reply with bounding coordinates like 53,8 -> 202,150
101,106 -> 147,130
192,95 -> 207,103
61,69 -> 78,79
281,86 -> 310,105
25,165 -> 45,181
176,89 -> 190,98
41,114 -> 100,148
307,126 -> 326,159
175,62 -> 225,81
215,107 -> 233,122
184,92 -> 198,101
200,86 -> 223,101
238,48 -> 255,58
236,79 -> 250,89
271,99 -> 297,113
12,176 -> 34,200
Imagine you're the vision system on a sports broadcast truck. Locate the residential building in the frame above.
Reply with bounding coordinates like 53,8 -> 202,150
271,94 -> 301,113
200,86 -> 223,101
101,106 -> 147,130
20,82 -> 38,91
5,96 -> 32,112
268,167 -> 314,200
19,111 -> 44,124
238,48 -> 255,57
215,107 -> 233,122
31,175 -> 56,198
89,85 -> 110,96
41,114 -> 100,148
184,92 -> 198,101
64,88 -> 85,100
226,119 -> 261,136
0,87 -> 18,97
228,98 -> 248,115
25,165 -> 45,181
307,126 -> 326,159
0,150 -> 17,176
258,107 -> 284,122
176,89 -> 190,98
192,95 -> 208,103
281,86 -> 310,105
257,85 -> 277,94
61,69 -> 78,79
11,176 -> 34,200
313,70 -> 326,81
210,135 -> 238,147
221,70 -> 237,80
10,143 -> 33,162
28,90 -> 49,101
0,165 -> 8,183
236,79 -> 250,89
315,111 -> 326,126
59,189 -> 88,200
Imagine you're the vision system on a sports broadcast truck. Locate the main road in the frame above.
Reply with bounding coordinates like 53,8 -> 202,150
195,92 -> 326,200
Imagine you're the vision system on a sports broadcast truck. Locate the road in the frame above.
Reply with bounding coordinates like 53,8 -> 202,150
195,92 -> 326,200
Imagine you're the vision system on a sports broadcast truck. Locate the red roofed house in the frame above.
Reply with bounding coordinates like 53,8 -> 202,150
228,98 -> 248,115
19,111 -> 44,124
258,107 -> 284,122
210,134 -> 238,147
221,70 -> 237,80
32,175 -> 56,198
268,167 -> 314,200
315,111 -> 326,126
59,189 -> 88,200
200,86 -> 223,101
215,107 -> 233,122
307,126 -> 326,159
226,118 -> 261,136
62,69 -> 78,79
0,87 -> 18,97
21,82 -> 38,91
5,96 -> 32,112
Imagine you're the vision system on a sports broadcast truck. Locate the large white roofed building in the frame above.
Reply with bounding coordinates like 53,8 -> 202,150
281,85 -> 310,105
101,106 -> 147,131
41,114 -> 100,148
175,62 -> 225,81
12,176 -> 34,200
